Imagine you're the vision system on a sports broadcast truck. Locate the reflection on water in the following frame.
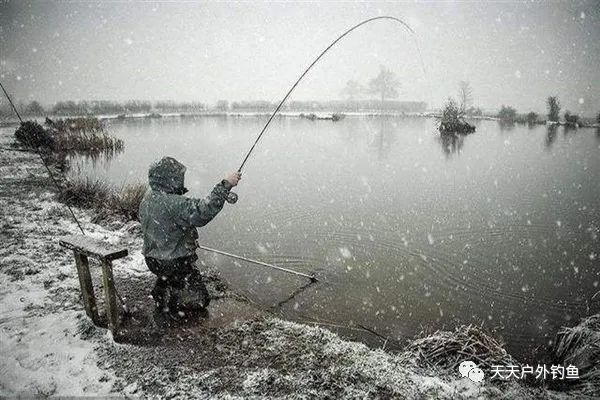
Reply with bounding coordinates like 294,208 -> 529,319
498,120 -> 516,133
370,117 -> 399,159
545,125 -> 559,149
70,116 -> 599,361
563,124 -> 578,136
437,133 -> 466,157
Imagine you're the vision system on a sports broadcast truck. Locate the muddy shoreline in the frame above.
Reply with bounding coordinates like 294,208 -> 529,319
0,128 -> 571,398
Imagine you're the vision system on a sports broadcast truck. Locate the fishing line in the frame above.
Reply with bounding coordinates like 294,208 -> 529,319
0,80 -> 86,235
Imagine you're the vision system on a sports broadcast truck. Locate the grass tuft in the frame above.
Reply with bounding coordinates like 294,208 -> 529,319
59,176 -> 147,221
107,183 -> 148,221
58,177 -> 111,208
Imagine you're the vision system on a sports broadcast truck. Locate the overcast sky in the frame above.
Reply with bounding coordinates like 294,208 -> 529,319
1,1 -> 598,115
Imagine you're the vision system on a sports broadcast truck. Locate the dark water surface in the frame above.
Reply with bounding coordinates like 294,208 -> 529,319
72,116 -> 600,360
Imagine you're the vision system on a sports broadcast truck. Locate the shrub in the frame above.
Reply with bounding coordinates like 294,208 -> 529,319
564,111 -> 580,126
526,111 -> 539,124
439,98 -> 475,134
497,105 -> 517,121
14,121 -> 55,149
441,97 -> 461,123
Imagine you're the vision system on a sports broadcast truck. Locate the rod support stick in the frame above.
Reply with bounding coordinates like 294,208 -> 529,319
198,244 -> 317,281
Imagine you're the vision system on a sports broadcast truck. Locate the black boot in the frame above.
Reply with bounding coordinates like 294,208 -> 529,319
177,278 -> 210,310
150,281 -> 172,336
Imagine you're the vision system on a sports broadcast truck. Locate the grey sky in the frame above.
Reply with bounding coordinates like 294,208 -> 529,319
1,1 -> 598,116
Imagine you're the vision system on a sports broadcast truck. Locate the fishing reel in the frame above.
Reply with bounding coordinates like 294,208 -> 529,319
226,191 -> 238,204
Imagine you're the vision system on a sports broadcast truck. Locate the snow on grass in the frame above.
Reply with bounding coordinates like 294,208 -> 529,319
0,131 -> 553,398
0,141 -> 141,396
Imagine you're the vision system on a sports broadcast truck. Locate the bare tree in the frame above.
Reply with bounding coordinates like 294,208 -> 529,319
458,81 -> 473,112
341,80 -> 364,101
368,65 -> 400,106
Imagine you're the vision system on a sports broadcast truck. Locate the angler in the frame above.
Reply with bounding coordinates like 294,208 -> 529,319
138,156 -> 241,331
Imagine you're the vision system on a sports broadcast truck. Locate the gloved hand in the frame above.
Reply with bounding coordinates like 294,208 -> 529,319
225,171 -> 242,187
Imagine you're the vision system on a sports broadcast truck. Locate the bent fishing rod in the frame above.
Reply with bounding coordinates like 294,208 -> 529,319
216,16 -> 424,282
224,16 -> 424,204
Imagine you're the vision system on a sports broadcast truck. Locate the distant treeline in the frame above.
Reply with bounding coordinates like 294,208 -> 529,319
496,97 -> 598,127
0,99 -> 427,119
0,100 -> 208,118
229,100 -> 427,113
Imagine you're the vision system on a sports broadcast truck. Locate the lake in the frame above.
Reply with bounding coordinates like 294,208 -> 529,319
71,115 -> 600,360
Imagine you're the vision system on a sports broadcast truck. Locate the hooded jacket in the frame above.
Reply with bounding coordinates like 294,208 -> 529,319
138,156 -> 232,260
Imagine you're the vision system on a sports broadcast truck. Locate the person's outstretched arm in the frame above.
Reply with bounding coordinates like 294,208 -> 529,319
180,172 -> 241,227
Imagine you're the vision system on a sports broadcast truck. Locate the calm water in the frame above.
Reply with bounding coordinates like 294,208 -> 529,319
72,116 -> 600,359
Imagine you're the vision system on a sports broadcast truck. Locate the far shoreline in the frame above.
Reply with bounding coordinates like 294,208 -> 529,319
2,111 -> 598,129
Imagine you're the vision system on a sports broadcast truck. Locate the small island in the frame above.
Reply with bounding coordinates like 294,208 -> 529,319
438,97 -> 476,135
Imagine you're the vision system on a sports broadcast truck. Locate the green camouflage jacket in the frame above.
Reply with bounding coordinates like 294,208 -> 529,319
139,156 -> 231,260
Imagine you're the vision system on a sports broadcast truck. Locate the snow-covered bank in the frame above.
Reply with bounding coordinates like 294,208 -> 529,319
0,128 -> 565,398
0,139 -> 124,395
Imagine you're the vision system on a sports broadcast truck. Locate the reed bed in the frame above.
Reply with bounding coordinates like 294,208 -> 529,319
46,117 -> 124,153
399,324 -> 515,370
52,130 -> 124,153
46,117 -> 104,132
14,117 -> 123,155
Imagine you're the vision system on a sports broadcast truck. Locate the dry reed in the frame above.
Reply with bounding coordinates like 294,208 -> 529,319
399,324 -> 515,370
551,314 -> 600,395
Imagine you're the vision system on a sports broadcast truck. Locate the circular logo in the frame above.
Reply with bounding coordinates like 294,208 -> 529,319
459,360 -> 485,383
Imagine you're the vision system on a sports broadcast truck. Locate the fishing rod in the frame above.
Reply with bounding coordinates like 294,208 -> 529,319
236,16 -> 424,174
0,80 -> 86,235
210,16 -> 425,281
222,16 -> 425,207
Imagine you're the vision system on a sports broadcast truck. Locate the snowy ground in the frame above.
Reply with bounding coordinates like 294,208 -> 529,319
0,130 -> 563,398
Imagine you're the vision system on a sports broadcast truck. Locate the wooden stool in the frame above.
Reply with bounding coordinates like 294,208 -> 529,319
59,234 -> 128,336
